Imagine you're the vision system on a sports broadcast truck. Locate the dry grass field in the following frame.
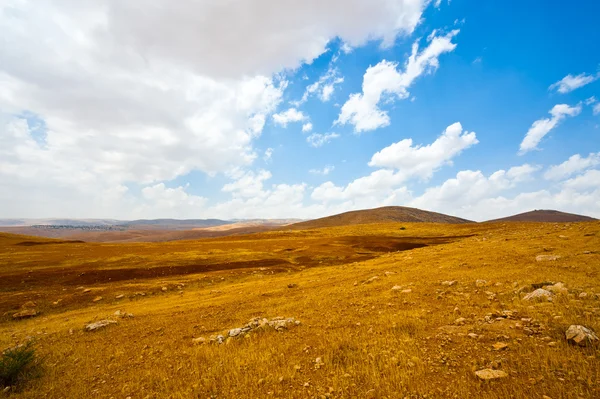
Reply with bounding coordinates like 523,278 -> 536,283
1,221 -> 599,398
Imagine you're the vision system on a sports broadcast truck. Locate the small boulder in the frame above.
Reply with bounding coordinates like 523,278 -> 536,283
441,280 -> 457,286
92,296 -> 103,302
363,276 -> 379,284
544,282 -> 568,295
192,337 -> 206,345
12,308 -> 38,319
523,288 -> 553,302
492,342 -> 509,351
536,255 -> 560,262
475,369 -> 508,380
565,325 -> 599,347
475,280 -> 487,288
85,319 -> 117,332
391,285 -> 403,291
454,317 -> 467,326
229,328 -> 243,337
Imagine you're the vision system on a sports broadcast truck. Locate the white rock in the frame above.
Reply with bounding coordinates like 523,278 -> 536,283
229,328 -> 243,337
85,319 -> 117,332
523,288 -> 553,302
475,369 -> 508,380
475,280 -> 487,287
536,255 -> 561,262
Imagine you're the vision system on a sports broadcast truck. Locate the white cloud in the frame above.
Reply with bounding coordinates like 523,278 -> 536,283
544,152 -> 600,180
585,96 -> 597,106
433,0 -> 442,8
594,103 -> 600,115
519,103 -> 582,154
549,73 -> 599,94
336,30 -> 459,132
0,0 -> 428,218
272,108 -> 308,127
140,183 -> 207,217
295,68 -> 345,105
302,122 -> 313,132
368,122 -> 478,179
263,147 -> 274,162
562,169 -> 600,190
309,165 -> 335,175
222,170 -> 273,198
307,132 -> 341,147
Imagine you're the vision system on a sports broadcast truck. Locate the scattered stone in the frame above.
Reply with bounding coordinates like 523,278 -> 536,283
12,308 -> 38,319
583,251 -> 591,254
475,369 -> 508,380
209,335 -> 225,344
441,280 -> 457,286
85,319 -> 117,332
454,317 -> 466,326
391,285 -> 402,291
578,292 -> 588,299
229,328 -> 243,337
400,289 -> 412,294
536,255 -> 561,262
565,325 -> 599,347
523,288 -> 553,302
115,294 -> 125,299
547,342 -> 557,347
468,333 -> 479,339
363,276 -> 379,284
287,283 -> 297,288
92,296 -> 103,302
161,287 -> 168,292
544,282 -> 568,295
475,280 -> 487,287
384,271 -> 396,277
21,301 -> 36,309
113,310 -> 133,318
82,288 -> 91,293
192,337 -> 206,345
492,342 -> 509,351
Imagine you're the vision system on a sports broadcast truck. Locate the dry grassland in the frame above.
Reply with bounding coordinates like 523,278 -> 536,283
0,222 -> 599,398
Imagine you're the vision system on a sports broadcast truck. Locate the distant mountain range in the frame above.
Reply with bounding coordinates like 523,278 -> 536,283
0,208 -> 596,242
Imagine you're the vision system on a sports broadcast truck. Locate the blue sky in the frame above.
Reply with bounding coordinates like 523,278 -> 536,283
1,0 -> 599,221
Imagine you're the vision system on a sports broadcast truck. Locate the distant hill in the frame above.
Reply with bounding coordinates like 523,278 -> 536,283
486,209 -> 597,223
288,206 -> 472,230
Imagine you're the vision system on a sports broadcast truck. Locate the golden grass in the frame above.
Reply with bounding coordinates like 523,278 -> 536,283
0,222 -> 599,398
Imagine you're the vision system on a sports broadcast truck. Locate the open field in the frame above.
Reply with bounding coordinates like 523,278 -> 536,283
1,222 -> 599,398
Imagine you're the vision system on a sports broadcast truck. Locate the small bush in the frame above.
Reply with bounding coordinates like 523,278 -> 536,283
0,342 -> 41,388
399,226 -> 407,231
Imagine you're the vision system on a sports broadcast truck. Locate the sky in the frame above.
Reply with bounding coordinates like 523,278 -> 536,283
1,0 -> 600,221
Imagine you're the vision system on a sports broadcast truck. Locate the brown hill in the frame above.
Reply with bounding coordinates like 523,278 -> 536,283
486,209 -> 597,223
288,206 -> 472,230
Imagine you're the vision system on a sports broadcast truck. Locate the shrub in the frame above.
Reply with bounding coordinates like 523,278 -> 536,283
399,226 -> 407,230
0,342 -> 41,388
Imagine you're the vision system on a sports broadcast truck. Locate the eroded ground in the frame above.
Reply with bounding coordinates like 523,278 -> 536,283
0,222 -> 599,398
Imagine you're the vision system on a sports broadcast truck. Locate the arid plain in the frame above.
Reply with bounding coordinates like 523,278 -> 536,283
1,219 -> 599,398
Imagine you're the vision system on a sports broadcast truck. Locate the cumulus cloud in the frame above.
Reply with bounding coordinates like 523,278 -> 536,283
296,67 -> 345,105
306,133 -> 341,147
549,73 -> 599,94
594,103 -> 600,115
272,108 -> 308,127
302,122 -> 313,133
368,122 -> 478,179
519,104 -> 582,154
336,30 -> 459,132
309,165 -> 335,175
544,152 -> 600,180
311,122 -> 477,203
0,0 -> 431,218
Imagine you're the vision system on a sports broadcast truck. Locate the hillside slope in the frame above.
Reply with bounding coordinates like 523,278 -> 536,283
288,206 -> 472,230
486,209 -> 596,223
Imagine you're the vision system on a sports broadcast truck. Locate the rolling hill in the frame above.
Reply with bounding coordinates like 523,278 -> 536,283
486,209 -> 597,223
288,206 -> 472,230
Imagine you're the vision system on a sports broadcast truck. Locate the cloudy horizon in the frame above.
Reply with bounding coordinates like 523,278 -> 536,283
1,0 -> 599,222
